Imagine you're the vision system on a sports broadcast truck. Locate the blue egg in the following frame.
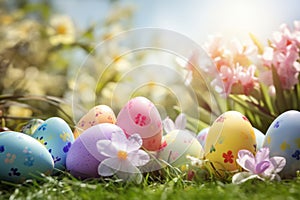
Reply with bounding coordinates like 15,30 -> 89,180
263,110 -> 300,178
32,117 -> 74,170
253,127 -> 265,150
0,131 -> 54,183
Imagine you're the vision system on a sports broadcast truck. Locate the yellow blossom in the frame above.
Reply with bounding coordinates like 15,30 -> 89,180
48,15 -> 75,45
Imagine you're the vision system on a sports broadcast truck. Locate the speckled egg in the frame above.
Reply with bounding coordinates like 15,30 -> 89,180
74,105 -> 116,139
263,110 -> 300,178
254,127 -> 265,150
158,129 -> 203,168
32,117 -> 74,170
116,96 -> 163,151
20,119 -> 44,135
66,123 -> 123,179
0,131 -> 54,183
197,127 -> 210,148
204,111 -> 256,177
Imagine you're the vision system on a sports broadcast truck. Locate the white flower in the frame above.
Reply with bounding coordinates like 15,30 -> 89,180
163,113 -> 187,133
97,131 -> 150,183
48,15 -> 75,45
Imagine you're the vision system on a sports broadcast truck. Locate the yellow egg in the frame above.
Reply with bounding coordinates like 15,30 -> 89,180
74,105 -> 116,139
204,111 -> 256,177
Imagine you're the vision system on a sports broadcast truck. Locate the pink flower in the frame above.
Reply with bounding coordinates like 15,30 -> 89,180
203,36 -> 259,97
211,65 -> 236,97
235,64 -> 258,95
204,35 -> 231,71
232,147 -> 286,184
260,21 -> 300,89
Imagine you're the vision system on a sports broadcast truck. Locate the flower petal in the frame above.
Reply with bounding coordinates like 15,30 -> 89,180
97,140 -> 118,158
243,159 -> 256,173
269,156 -> 286,173
238,149 -> 254,159
236,149 -> 255,172
127,150 -> 150,166
111,130 -> 127,151
163,117 -> 175,133
126,134 -> 143,153
98,157 -> 121,176
175,113 -> 187,130
232,172 -> 261,184
255,147 -> 270,163
119,160 -> 141,174
255,160 -> 270,174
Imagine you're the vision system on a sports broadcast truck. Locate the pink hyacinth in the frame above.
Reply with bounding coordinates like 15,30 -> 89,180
203,36 -> 258,97
260,21 -> 300,90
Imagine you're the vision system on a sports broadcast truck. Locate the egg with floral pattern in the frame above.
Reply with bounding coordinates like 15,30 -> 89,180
116,96 -> 163,151
158,129 -> 203,169
66,123 -> 123,178
204,111 -> 256,177
32,117 -> 74,170
263,110 -> 300,178
74,105 -> 116,139
20,119 -> 44,135
0,131 -> 54,183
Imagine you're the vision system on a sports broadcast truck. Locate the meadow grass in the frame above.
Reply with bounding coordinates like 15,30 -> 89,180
1,170 -> 299,200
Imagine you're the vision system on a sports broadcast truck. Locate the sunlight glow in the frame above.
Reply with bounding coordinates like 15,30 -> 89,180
208,0 -> 279,39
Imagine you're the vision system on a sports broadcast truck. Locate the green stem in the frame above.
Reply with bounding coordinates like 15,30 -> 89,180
229,95 -> 275,121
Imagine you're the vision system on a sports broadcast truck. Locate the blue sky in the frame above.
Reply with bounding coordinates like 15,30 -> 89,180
53,0 -> 300,43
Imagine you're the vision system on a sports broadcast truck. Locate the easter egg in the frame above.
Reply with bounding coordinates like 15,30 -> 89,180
0,131 -> 54,183
32,117 -> 74,170
263,110 -> 300,178
66,123 -> 123,178
158,129 -> 203,168
197,127 -> 210,148
74,105 -> 116,139
253,127 -> 265,150
20,119 -> 44,135
204,111 -> 256,177
116,96 -> 163,151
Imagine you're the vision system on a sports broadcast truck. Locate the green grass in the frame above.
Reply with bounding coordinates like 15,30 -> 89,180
1,172 -> 300,200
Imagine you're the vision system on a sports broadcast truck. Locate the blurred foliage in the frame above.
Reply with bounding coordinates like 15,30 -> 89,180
0,0 -> 138,130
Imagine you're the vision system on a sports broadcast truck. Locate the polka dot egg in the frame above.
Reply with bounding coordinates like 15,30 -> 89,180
263,110 -> 300,178
0,131 -> 54,183
32,117 -> 74,170
74,105 -> 116,139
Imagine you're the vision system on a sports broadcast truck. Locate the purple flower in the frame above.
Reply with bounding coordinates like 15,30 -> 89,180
232,147 -> 286,184
97,131 -> 150,183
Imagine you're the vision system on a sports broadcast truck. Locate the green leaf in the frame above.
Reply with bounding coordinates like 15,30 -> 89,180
271,65 -> 287,113
249,33 -> 264,55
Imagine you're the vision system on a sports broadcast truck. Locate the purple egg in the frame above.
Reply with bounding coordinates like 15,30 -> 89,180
66,123 -> 124,179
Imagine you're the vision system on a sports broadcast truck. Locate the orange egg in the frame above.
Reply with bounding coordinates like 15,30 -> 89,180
204,111 -> 256,178
74,105 -> 116,138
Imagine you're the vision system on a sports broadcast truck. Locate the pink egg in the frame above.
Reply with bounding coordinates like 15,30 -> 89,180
116,96 -> 163,151
66,123 -> 123,179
